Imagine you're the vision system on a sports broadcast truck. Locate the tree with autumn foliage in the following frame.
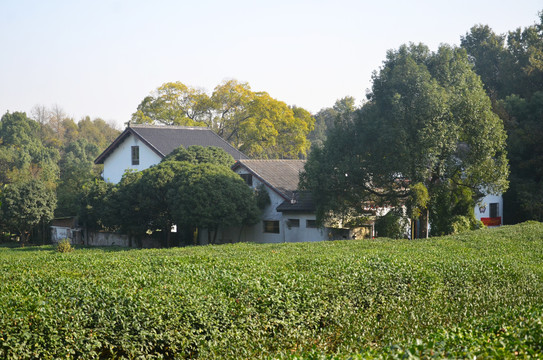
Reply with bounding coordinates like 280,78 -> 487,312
131,79 -> 314,159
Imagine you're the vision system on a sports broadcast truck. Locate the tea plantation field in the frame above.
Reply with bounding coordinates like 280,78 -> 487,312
1,222 -> 543,359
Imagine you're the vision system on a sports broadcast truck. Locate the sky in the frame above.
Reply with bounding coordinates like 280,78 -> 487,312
1,1 -> 541,129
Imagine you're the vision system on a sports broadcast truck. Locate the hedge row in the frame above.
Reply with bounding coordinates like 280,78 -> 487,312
1,222 -> 542,358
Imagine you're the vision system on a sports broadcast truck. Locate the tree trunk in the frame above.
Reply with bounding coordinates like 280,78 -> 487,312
213,226 -> 219,244
420,208 -> 429,239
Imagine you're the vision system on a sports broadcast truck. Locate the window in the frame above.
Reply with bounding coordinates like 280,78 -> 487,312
131,146 -> 140,165
263,220 -> 280,233
287,219 -> 300,228
240,173 -> 253,186
306,219 -> 317,228
490,203 -> 499,218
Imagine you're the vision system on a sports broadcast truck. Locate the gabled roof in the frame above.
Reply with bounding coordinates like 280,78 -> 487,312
232,159 -> 316,213
232,159 -> 306,200
95,124 -> 248,164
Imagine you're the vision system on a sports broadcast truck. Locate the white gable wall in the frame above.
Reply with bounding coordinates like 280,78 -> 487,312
102,134 -> 163,183
475,193 -> 504,227
237,168 -> 285,243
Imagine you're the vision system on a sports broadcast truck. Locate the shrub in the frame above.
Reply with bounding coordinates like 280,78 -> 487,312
450,215 -> 471,234
56,238 -> 74,253
375,210 -> 404,238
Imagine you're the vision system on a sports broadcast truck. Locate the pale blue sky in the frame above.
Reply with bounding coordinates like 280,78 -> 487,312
1,0 -> 541,128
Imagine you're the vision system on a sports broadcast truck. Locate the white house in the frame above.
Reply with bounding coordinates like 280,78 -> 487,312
94,124 -> 247,183
475,193 -> 503,227
92,124 -> 503,246
199,159 -> 330,244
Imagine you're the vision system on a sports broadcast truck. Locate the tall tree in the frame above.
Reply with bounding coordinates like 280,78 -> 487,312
461,12 -> 543,223
308,96 -> 358,148
0,111 -> 59,188
131,80 -> 315,159
131,82 -> 211,126
0,179 -> 56,244
301,44 -> 509,237
167,162 -> 260,244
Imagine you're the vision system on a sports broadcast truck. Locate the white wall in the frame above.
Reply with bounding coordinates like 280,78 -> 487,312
102,134 -> 162,183
232,168 -> 286,243
204,167 -> 328,244
282,213 -> 328,242
475,194 -> 503,227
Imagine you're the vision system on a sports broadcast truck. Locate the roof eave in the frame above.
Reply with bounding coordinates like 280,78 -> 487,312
94,127 -> 165,165
232,161 -> 291,201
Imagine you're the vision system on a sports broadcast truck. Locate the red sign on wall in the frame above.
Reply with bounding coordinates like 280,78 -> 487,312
481,217 -> 502,226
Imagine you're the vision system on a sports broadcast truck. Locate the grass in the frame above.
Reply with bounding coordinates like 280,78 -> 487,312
0,222 -> 542,358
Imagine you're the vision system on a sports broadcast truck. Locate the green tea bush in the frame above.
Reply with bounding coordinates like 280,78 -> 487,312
0,222 -> 542,358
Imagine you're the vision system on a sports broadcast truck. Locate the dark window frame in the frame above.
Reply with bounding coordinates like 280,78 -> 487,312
263,220 -> 280,234
490,203 -> 499,218
240,173 -> 253,186
131,146 -> 140,166
306,219 -> 317,228
287,219 -> 300,228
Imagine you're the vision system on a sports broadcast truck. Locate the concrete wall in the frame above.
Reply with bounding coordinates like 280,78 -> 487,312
86,231 -> 131,247
51,226 -> 81,244
79,231 -> 162,248
102,134 -> 162,183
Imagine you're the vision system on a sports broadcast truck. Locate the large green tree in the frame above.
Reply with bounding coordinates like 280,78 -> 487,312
461,12 -> 543,223
89,146 -> 259,246
308,96 -> 357,149
301,44 -> 509,237
56,139 -> 101,216
167,162 -> 260,244
0,112 -> 59,188
0,179 -> 56,244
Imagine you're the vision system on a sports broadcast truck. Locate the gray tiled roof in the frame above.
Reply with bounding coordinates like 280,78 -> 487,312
233,159 -> 306,199
95,124 -> 247,164
276,191 -> 316,213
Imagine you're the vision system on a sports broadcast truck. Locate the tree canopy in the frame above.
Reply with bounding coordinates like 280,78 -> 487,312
0,179 -> 56,244
461,12 -> 543,223
131,80 -> 315,159
162,145 -> 236,168
301,43 -> 509,236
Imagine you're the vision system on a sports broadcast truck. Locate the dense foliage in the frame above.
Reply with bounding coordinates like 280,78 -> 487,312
0,180 -> 56,245
0,222 -> 542,358
78,146 -> 260,246
301,44 -> 509,237
0,108 -> 119,243
131,80 -> 315,159
461,12 -> 543,223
